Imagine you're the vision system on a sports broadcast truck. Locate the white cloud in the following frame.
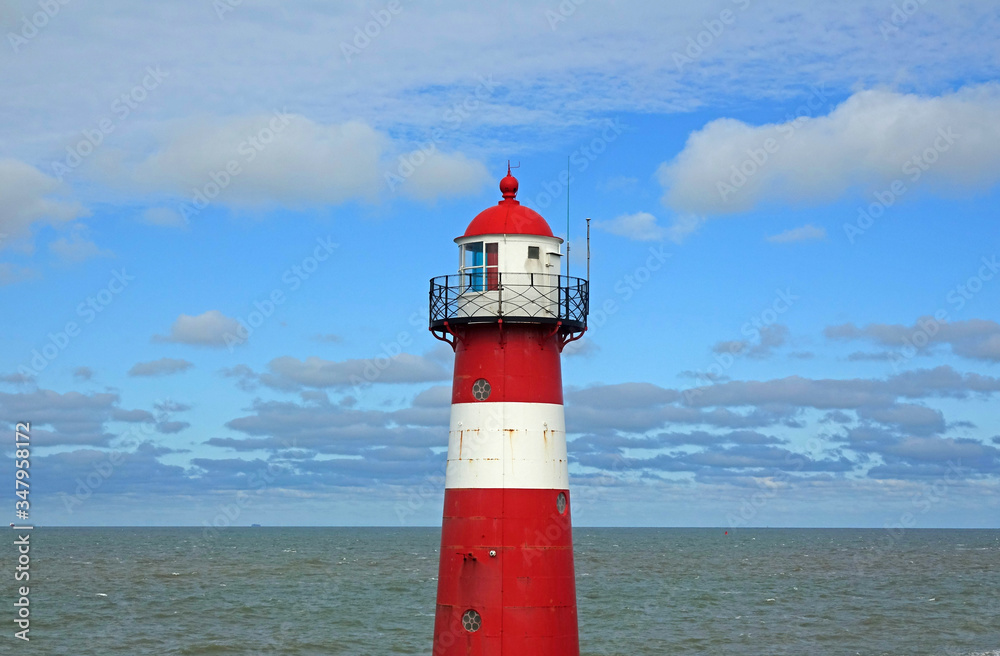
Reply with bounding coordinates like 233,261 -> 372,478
665,214 -> 706,244
390,149 -> 490,200
766,224 -> 827,243
73,366 -> 94,381
0,158 -> 87,249
128,358 -> 194,377
658,84 -> 1000,234
712,324 -> 789,360
563,338 -> 600,358
264,353 -> 450,389
153,310 -> 242,348
0,372 -> 34,384
594,212 -> 666,241
48,230 -> 114,263
0,263 -> 40,286
0,388 -> 130,447
857,404 -> 945,436
882,436 -> 999,464
3,2 -> 997,183
126,114 -> 385,205
96,113 -> 488,208
222,352 -> 451,391
598,176 -> 639,193
827,318 -> 1000,362
2,4 -> 996,227
140,207 -> 188,228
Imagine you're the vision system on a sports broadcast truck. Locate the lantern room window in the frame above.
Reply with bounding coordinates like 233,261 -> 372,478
460,241 -> 498,292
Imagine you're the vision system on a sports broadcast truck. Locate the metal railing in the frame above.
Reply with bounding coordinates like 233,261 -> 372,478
429,272 -> 588,331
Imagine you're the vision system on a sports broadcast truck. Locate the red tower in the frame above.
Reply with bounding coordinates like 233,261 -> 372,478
428,167 -> 588,655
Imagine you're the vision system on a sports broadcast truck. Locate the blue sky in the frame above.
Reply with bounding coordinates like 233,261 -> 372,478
2,0 -> 999,527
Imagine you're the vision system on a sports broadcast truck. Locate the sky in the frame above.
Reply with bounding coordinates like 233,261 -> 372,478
1,0 -> 999,528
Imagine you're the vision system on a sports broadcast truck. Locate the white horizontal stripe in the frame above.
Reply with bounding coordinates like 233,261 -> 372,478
445,402 -> 569,490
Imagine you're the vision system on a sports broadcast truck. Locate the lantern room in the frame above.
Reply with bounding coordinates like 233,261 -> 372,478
456,167 -> 564,288
428,168 -> 588,336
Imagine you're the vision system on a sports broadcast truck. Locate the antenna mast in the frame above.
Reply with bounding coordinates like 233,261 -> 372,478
566,156 -> 570,279
586,217 -> 591,282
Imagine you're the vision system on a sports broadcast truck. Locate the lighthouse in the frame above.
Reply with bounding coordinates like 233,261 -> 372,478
428,166 -> 588,655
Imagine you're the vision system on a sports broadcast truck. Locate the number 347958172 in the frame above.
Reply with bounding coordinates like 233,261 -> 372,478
15,422 -> 30,511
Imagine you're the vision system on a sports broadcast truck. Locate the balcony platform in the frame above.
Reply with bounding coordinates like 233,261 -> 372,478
429,273 -> 588,333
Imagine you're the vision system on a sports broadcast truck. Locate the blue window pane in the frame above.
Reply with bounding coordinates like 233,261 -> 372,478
462,242 -> 486,292
464,243 -> 484,269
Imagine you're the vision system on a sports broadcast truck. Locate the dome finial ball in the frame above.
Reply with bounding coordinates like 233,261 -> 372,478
500,160 -> 518,200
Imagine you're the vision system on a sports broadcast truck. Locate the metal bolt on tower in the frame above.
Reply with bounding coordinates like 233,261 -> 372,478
428,166 -> 588,655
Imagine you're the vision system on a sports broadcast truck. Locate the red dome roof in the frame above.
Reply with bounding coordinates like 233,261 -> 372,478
463,169 -> 555,238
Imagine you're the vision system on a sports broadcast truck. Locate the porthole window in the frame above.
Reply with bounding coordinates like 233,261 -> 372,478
461,609 -> 482,632
472,378 -> 491,401
556,492 -> 567,515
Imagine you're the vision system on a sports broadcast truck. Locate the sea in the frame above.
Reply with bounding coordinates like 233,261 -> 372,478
1,527 -> 997,655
